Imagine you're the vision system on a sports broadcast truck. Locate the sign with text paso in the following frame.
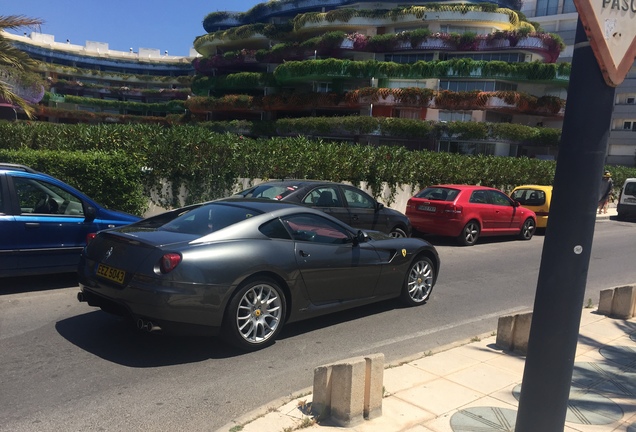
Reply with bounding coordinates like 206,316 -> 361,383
574,0 -> 636,86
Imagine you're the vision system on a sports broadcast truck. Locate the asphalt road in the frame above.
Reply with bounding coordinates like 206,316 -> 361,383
1,218 -> 635,432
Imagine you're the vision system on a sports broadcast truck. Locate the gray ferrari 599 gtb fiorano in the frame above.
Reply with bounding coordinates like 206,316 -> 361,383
78,199 -> 440,351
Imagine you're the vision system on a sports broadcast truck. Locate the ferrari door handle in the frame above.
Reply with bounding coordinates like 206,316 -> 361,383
299,250 -> 310,257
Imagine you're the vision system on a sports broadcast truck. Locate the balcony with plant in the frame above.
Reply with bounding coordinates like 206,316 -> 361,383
203,0 -> 524,31
291,6 -> 523,32
186,86 -> 564,118
272,58 -> 570,83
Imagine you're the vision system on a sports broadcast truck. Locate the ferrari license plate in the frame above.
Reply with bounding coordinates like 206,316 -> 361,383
97,263 -> 126,284
418,205 -> 436,212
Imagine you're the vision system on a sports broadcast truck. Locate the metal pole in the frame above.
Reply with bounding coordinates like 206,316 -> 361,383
515,18 -> 616,431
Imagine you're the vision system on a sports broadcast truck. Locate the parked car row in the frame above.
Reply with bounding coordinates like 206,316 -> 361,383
3,164 -> 625,351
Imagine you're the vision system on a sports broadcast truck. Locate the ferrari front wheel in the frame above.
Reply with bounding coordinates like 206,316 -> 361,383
401,255 -> 435,306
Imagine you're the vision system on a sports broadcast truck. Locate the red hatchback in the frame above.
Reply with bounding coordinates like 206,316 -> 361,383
406,185 -> 537,246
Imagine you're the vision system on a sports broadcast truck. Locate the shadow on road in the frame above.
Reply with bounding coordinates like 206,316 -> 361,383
413,231 -> 546,247
55,311 -> 242,366
277,297 -> 407,340
56,297 -> 409,365
1,272 -> 79,295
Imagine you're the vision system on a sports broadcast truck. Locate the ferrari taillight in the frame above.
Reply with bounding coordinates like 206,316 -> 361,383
86,233 -> 97,244
160,253 -> 182,274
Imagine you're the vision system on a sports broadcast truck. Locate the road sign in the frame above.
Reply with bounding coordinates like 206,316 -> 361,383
573,0 -> 636,86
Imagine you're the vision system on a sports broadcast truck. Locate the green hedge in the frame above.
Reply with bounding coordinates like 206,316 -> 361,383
0,148 -> 147,215
1,121 -> 634,211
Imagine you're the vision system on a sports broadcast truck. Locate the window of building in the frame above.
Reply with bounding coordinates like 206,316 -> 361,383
316,82 -> 331,93
439,111 -> 472,122
444,53 -> 525,63
438,80 -> 517,92
395,108 -> 421,119
387,80 -> 431,89
627,97 -> 635,104
438,140 -> 496,156
384,53 -> 436,64
562,0 -> 577,13
535,0 -> 559,16
623,121 -> 636,130
440,25 -> 491,35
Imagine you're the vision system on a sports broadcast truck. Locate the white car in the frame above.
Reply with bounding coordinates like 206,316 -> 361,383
617,178 -> 636,221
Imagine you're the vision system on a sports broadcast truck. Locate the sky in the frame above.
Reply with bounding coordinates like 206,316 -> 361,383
2,0 -> 266,57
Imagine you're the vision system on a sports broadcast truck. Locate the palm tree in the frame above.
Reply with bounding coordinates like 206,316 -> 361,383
0,15 -> 43,118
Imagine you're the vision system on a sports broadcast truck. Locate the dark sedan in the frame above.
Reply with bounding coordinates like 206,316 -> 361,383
77,199 -> 439,351
233,180 -> 412,238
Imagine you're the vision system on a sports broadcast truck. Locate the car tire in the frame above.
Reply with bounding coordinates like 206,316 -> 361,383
519,218 -> 536,240
457,221 -> 480,246
401,255 -> 435,306
389,226 -> 408,238
222,277 -> 286,351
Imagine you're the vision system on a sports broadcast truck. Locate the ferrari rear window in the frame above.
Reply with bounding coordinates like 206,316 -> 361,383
161,204 -> 263,236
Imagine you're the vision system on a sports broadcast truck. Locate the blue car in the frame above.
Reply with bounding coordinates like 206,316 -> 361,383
0,163 -> 141,277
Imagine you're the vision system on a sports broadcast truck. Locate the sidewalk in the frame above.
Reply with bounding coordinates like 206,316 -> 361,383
217,206 -> 631,432
598,201 -> 618,220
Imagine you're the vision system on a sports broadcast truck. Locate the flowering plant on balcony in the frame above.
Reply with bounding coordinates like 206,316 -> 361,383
345,87 -> 381,104
346,32 -> 369,51
185,95 -> 254,112
435,90 -> 483,110
366,34 -> 398,52
408,29 -> 432,48
317,31 -> 348,55
532,32 -> 565,54
443,32 -> 478,51
393,87 -> 435,106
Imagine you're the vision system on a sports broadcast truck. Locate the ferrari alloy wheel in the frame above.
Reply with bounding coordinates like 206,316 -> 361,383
223,277 -> 286,351
401,256 -> 435,306
519,218 -> 536,240
457,221 -> 480,246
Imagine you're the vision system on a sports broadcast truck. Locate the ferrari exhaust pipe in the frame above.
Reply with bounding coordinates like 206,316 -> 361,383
137,319 -> 161,332
146,321 -> 161,332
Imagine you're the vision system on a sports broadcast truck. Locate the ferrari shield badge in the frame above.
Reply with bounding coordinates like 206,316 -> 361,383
401,249 -> 407,257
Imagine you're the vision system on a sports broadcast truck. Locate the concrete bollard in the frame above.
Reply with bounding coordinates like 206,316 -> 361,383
364,353 -> 384,420
496,311 -> 533,355
598,288 -> 615,316
312,353 -> 384,426
330,358 -> 366,426
597,285 -> 636,319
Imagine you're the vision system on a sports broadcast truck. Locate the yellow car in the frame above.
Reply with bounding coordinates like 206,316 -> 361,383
510,185 -> 553,228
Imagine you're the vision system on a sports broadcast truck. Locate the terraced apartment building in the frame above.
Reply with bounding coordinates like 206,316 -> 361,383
4,31 -> 196,124
190,0 -> 569,159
